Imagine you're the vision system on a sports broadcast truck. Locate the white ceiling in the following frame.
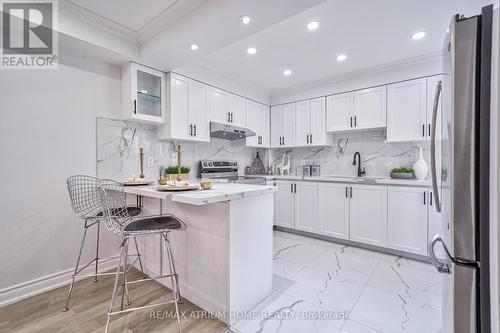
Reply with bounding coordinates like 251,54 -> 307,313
195,0 -> 494,93
68,0 -> 178,31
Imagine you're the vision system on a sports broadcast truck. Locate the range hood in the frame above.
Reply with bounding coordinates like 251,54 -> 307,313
210,122 -> 256,140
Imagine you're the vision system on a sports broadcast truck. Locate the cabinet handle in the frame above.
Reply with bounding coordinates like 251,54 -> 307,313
189,124 -> 193,136
227,112 -> 231,122
350,116 -> 353,127
283,137 -> 285,145
294,184 -> 297,193
193,124 -> 197,136
430,191 -> 433,206
310,134 -> 312,143
354,116 -> 357,127
424,191 -> 426,205
422,124 -> 425,137
291,183 -> 293,193
345,186 -> 348,198
306,134 -> 309,144
428,124 -> 431,137
230,112 -> 234,123
350,187 -> 353,198
133,100 -> 137,114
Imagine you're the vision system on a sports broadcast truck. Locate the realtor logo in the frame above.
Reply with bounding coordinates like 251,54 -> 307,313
1,1 -> 58,69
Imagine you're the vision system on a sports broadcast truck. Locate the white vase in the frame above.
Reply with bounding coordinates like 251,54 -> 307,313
414,147 -> 428,180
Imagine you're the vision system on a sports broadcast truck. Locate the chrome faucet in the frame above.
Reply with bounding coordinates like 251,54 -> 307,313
352,152 -> 366,177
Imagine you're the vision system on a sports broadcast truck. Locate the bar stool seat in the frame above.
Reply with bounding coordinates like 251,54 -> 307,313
124,215 -> 183,233
96,206 -> 142,218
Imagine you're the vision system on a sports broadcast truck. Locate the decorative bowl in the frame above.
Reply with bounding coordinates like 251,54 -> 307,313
200,180 -> 214,190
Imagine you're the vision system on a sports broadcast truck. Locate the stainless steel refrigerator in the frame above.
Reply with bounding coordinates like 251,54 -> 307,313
428,4 -> 493,333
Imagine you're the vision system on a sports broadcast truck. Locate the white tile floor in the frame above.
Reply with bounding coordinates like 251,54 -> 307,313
232,231 -> 442,333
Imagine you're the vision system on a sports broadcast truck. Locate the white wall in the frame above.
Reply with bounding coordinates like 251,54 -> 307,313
0,51 -> 122,304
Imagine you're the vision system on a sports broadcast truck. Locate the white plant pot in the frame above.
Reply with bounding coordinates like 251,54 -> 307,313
414,147 -> 428,180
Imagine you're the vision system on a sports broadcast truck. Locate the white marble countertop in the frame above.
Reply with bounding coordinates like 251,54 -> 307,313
123,182 -> 276,206
245,174 -> 432,187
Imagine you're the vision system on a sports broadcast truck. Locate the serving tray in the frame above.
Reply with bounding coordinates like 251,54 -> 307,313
156,184 -> 201,192
122,180 -> 153,186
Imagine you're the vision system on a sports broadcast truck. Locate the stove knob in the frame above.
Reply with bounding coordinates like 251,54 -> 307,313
229,162 -> 234,166
233,162 -> 238,167
209,162 -> 213,167
203,162 -> 208,167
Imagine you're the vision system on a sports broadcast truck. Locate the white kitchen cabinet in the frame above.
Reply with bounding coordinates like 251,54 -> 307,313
387,78 -> 427,142
317,183 -> 350,239
121,62 -> 166,124
294,181 -> 318,233
295,97 -> 330,146
227,93 -> 246,127
349,184 -> 387,247
271,105 -> 283,147
208,88 -> 246,127
282,103 -> 296,147
387,186 -> 428,255
326,92 -> 354,132
354,86 -> 387,130
159,73 -> 209,142
246,100 -> 270,147
275,180 -> 295,228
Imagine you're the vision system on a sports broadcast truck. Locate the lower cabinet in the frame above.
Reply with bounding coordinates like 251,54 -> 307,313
387,186 -> 428,255
317,183 -> 349,239
349,184 -> 388,247
275,180 -> 295,228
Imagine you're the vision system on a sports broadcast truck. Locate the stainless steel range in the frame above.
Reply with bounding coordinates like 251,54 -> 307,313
199,160 -> 266,185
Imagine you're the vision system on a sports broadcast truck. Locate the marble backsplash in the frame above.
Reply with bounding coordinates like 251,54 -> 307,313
96,117 -> 268,180
97,118 -> 430,181
270,130 -> 431,179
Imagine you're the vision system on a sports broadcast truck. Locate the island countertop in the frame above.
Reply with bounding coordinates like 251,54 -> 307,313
123,182 -> 276,205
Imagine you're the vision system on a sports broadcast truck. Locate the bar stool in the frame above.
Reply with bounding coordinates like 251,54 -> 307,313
63,175 -> 145,312
99,179 -> 186,333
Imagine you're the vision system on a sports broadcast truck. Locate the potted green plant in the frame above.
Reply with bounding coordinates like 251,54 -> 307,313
164,166 -> 191,181
390,167 -> 415,179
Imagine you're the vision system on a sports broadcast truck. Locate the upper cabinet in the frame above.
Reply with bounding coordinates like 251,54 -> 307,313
121,62 -> 166,124
326,86 -> 386,132
208,88 -> 246,128
159,73 -> 209,142
386,78 -> 427,142
246,100 -> 270,147
295,97 -> 331,146
271,104 -> 296,148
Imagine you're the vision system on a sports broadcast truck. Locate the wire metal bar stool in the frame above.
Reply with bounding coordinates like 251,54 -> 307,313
63,175 -> 145,312
99,179 -> 186,333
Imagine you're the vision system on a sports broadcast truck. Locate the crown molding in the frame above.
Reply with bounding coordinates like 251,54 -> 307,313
270,51 -> 445,97
57,0 -> 206,45
58,0 -> 139,42
137,0 -> 206,44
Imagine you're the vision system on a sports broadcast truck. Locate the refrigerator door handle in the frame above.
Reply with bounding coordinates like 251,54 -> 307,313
429,234 -> 451,273
430,81 -> 442,213
429,234 -> 480,274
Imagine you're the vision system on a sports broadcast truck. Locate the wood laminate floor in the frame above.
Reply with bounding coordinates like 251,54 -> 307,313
0,268 -> 231,333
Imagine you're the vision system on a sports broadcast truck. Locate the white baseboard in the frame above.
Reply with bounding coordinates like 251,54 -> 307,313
0,257 -> 118,308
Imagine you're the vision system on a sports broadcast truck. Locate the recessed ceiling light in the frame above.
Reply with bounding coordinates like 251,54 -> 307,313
411,31 -> 426,40
336,54 -> 347,61
306,21 -> 319,31
283,69 -> 292,76
188,43 -> 199,50
247,47 -> 257,55
240,15 -> 252,25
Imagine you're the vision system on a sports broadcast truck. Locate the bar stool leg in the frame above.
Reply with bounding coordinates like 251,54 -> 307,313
120,238 -> 131,310
133,236 -> 146,279
105,239 -> 126,333
94,221 -> 100,282
163,233 -> 182,333
164,233 -> 182,304
62,225 -> 89,312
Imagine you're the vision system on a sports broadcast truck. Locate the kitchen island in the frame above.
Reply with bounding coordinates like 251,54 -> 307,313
124,182 -> 276,326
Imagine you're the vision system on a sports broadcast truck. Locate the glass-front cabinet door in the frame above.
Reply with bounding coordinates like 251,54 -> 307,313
124,62 -> 166,124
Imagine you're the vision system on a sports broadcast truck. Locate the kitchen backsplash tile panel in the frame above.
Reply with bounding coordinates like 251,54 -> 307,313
97,117 -> 267,180
270,130 -> 431,178
97,118 -> 430,181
